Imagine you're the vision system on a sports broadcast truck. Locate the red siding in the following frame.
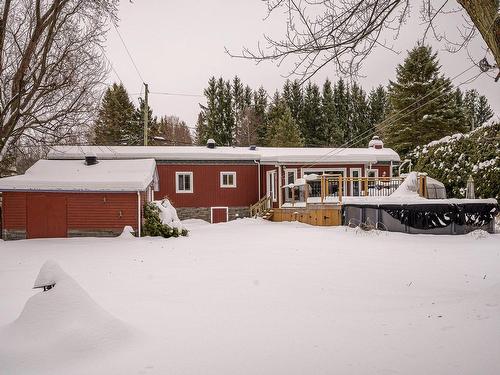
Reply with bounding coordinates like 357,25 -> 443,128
2,192 -> 139,233
66,193 -> 138,229
3,192 -> 26,229
155,164 -> 259,207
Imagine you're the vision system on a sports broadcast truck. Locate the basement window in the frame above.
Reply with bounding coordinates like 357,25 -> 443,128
220,172 -> 237,188
176,172 -> 193,193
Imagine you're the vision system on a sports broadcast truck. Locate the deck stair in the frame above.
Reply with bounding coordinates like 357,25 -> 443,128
250,196 -> 273,220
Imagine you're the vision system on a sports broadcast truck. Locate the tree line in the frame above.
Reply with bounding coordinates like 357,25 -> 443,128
92,83 -> 193,146
196,45 -> 494,156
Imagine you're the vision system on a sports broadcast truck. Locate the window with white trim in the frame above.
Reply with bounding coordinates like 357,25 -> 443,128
176,172 -> 193,193
220,172 -> 237,188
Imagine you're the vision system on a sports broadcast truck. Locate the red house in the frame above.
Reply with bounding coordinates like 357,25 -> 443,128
0,137 -> 400,239
0,158 -> 157,240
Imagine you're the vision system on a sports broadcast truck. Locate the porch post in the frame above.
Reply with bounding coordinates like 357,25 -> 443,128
278,164 -> 283,208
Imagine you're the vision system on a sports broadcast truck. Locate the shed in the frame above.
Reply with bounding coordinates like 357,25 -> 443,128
0,158 -> 158,240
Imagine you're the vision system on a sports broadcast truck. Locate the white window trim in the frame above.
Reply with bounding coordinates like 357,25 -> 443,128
284,168 -> 298,184
220,171 -> 237,188
367,169 -> 379,178
175,171 -> 193,193
211,206 -> 229,223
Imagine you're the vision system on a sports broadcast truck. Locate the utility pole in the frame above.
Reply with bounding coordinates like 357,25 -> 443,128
143,83 -> 149,146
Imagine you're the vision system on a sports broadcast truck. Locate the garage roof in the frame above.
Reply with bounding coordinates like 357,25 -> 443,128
0,159 -> 157,192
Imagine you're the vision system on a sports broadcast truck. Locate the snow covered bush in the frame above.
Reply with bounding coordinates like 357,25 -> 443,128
409,122 -> 500,199
142,200 -> 188,238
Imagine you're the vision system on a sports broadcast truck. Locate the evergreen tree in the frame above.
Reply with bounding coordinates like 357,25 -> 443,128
267,101 -> 304,147
383,45 -> 466,156
254,86 -> 269,146
93,83 -> 135,145
132,97 -> 158,145
349,82 -> 371,146
321,79 -> 342,146
195,77 -> 217,145
368,85 -> 388,131
301,82 -> 324,146
232,76 -> 245,144
463,89 -> 494,131
333,79 -> 350,145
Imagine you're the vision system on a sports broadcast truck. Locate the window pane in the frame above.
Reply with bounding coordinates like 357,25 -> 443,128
223,174 -> 228,185
184,175 -> 190,190
228,174 -> 233,185
178,175 -> 184,190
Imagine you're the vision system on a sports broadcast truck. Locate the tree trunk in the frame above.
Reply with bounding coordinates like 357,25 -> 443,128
457,0 -> 500,72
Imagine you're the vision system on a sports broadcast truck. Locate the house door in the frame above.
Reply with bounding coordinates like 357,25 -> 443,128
27,194 -> 67,238
350,168 -> 362,196
211,207 -> 228,224
266,170 -> 277,203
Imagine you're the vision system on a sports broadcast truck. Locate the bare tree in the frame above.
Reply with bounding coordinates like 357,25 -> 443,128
0,0 -> 119,175
229,0 -> 500,81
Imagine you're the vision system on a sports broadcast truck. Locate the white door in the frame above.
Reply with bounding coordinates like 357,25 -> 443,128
266,170 -> 277,203
350,168 -> 362,196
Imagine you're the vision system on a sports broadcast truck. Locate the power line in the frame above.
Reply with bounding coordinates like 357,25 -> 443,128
303,63 -> 479,169
112,23 -> 145,83
149,91 -> 204,98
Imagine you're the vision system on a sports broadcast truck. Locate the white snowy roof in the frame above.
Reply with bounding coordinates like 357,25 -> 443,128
0,158 -> 157,192
48,145 -> 400,163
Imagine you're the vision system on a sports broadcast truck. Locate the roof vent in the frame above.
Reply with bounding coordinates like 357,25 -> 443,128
368,136 -> 384,149
207,139 -> 216,149
249,145 -> 257,151
84,152 -> 98,166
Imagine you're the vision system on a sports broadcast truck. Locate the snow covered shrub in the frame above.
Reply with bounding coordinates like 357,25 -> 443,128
142,202 -> 188,238
409,122 -> 500,199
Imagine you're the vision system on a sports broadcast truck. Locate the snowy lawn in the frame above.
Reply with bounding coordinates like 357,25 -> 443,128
1,219 -> 499,375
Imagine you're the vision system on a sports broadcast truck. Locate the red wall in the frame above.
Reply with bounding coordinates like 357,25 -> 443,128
155,164 -> 259,207
2,192 -> 140,232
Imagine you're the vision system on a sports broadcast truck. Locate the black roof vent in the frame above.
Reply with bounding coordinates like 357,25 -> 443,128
249,145 -> 257,151
84,153 -> 98,166
207,138 -> 216,149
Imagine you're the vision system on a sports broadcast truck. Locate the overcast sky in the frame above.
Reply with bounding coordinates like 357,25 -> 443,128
105,0 -> 499,129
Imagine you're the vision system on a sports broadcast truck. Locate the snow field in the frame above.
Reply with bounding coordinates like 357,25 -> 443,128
0,219 -> 499,374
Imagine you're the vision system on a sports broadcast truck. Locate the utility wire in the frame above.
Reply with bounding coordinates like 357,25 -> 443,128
112,23 -> 145,83
302,63 -> 479,169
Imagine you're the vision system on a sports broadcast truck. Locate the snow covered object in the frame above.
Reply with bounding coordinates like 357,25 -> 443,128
142,199 -> 188,237
0,260 -> 132,370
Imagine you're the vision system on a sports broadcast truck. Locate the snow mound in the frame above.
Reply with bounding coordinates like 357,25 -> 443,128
389,171 -> 420,198
153,198 -> 185,230
0,260 -> 132,370
118,225 -> 136,239
467,229 -> 490,240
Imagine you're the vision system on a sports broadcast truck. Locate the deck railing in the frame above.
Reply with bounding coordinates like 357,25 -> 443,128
284,174 -> 428,206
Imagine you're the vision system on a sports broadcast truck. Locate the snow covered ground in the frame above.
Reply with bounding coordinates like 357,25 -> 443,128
0,219 -> 499,375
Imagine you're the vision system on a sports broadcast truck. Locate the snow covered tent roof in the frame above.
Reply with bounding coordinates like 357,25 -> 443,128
48,145 -> 401,164
0,159 -> 157,192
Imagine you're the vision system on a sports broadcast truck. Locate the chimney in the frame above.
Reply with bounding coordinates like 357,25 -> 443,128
249,145 -> 257,151
207,139 -> 216,149
84,152 -> 98,165
368,136 -> 384,149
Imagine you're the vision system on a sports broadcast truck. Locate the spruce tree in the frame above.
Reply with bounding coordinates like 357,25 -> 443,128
132,98 -> 158,145
267,101 -> 304,147
384,45 -> 466,156
368,85 -> 388,131
333,79 -> 350,145
463,89 -> 494,131
349,82 -> 371,146
195,77 -> 217,145
254,86 -> 269,146
322,79 -> 342,146
301,82 -> 324,146
93,83 -> 135,145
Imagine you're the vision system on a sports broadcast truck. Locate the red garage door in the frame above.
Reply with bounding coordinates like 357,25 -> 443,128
27,194 -> 67,238
211,207 -> 228,224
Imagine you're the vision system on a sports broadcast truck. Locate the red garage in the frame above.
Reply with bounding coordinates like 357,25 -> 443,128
0,157 -> 157,240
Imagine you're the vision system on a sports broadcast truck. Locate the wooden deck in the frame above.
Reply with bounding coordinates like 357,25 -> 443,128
271,205 -> 342,226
